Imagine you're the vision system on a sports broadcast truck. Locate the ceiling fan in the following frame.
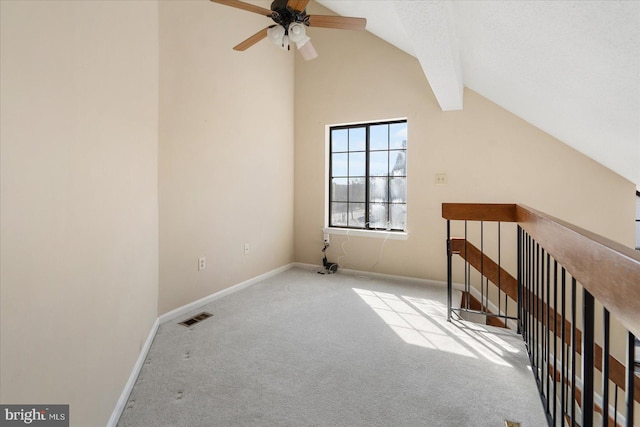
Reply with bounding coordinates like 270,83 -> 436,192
210,0 -> 367,60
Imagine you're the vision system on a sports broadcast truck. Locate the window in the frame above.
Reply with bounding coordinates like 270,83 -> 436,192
329,120 -> 407,231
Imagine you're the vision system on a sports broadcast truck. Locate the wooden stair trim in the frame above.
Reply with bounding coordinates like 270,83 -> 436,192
548,362 -> 623,427
450,237 -> 639,403
459,292 -> 507,328
450,238 -> 518,299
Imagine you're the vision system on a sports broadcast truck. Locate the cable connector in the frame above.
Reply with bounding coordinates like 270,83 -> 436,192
319,242 -> 338,274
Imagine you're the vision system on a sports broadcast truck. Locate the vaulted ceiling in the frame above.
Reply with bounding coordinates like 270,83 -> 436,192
316,1 -> 640,190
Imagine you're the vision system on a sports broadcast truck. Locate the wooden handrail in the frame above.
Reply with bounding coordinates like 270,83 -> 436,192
442,203 -> 518,222
516,205 -> 640,339
443,203 -> 640,338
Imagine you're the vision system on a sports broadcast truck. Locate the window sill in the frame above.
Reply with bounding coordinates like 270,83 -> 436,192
323,227 -> 408,240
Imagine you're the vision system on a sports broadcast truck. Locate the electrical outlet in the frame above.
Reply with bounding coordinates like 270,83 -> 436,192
198,257 -> 206,271
244,243 -> 250,255
435,173 -> 448,184
324,233 -> 330,244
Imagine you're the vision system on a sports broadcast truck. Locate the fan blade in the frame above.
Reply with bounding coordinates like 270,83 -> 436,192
233,27 -> 269,51
287,0 -> 310,12
308,15 -> 366,31
210,0 -> 272,17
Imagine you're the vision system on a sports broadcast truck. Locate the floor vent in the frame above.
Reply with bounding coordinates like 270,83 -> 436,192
504,421 -> 520,427
179,312 -> 213,327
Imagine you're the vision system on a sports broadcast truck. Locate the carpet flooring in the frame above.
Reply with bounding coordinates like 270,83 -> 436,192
117,267 -> 547,426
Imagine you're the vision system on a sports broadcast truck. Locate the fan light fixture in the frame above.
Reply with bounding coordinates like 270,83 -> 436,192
266,23 -> 318,60
267,25 -> 288,49
288,23 -> 318,60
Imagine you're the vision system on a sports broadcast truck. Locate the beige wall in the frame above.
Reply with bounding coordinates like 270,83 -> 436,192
158,1 -> 295,314
1,0 -> 634,425
0,2 -> 159,426
294,3 -> 636,282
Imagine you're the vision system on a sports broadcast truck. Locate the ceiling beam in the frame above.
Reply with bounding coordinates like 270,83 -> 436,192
392,1 -> 463,111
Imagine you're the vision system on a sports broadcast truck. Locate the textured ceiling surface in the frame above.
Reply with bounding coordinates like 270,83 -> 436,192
316,0 -> 640,188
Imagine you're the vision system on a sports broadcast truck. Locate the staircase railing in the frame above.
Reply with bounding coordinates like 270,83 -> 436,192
443,203 -> 640,427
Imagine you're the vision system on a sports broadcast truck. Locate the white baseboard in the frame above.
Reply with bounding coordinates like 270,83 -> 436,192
290,262 -> 320,271
108,263 -> 295,427
293,261 -> 465,291
106,318 -> 159,427
158,263 -> 295,324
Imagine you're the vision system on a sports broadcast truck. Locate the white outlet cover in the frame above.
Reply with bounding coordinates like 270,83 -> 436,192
435,173 -> 448,184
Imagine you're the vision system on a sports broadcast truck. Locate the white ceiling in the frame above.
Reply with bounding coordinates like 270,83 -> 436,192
316,1 -> 640,189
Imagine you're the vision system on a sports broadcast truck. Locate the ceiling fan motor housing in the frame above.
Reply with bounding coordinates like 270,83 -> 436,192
270,0 -> 310,30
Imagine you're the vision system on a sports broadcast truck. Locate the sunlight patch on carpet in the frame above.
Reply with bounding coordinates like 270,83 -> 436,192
353,287 -> 515,367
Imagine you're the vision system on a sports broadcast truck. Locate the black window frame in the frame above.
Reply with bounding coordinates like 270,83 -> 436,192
328,119 -> 407,232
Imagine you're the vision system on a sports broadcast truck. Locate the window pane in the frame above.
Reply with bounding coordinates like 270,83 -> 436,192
390,122 -> 407,149
390,177 -> 406,203
349,127 -> 366,151
349,152 -> 366,176
348,203 -> 366,228
390,204 -> 407,230
349,178 -> 365,203
331,202 -> 348,226
332,129 -> 348,152
390,150 -> 406,176
369,203 -> 388,229
369,151 -> 388,176
369,177 -> 388,202
332,153 -> 348,177
370,124 -> 388,150
331,178 -> 348,202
